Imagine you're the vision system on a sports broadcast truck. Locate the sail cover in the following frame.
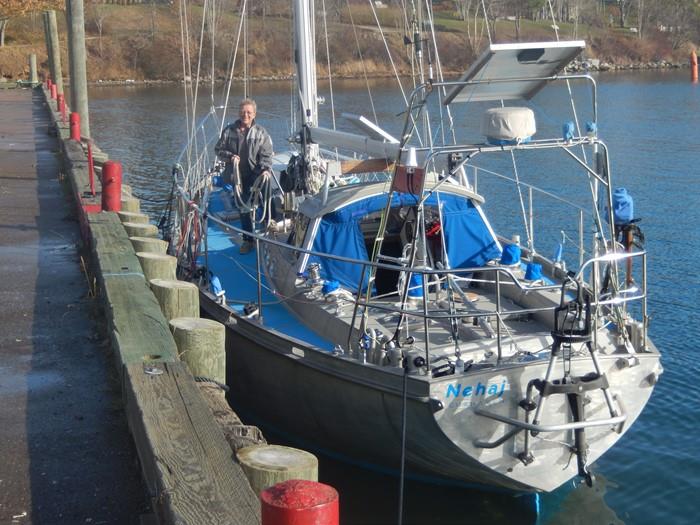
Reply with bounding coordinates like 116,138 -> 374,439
443,40 -> 586,104
310,193 -> 501,292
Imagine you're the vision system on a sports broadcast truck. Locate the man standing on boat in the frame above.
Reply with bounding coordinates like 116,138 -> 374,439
215,98 -> 273,254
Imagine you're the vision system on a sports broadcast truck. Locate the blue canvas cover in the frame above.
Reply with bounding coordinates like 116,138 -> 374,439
310,192 -> 501,292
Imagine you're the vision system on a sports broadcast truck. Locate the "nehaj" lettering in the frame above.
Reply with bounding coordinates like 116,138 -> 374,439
445,379 -> 507,398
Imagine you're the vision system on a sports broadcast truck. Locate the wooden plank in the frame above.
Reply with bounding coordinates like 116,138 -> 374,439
340,157 -> 394,174
88,212 -> 143,274
87,212 -> 179,365
124,362 -> 260,525
101,274 -> 179,365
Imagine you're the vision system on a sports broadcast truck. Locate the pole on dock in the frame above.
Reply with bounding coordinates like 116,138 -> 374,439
42,12 -> 54,86
691,50 -> 698,83
66,0 -> 90,138
29,54 -> 39,86
47,10 -> 64,95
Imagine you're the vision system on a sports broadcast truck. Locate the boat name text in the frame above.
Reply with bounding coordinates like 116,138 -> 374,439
445,380 -> 507,399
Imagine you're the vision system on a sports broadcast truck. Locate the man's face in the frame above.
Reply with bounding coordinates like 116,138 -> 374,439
239,104 -> 256,128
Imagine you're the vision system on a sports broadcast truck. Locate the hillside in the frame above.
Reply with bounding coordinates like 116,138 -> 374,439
0,3 -> 695,83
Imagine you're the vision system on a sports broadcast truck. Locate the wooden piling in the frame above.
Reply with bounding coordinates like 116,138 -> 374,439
117,211 -> 149,224
237,445 -> 319,496
121,196 -> 141,213
66,0 -> 90,137
42,13 -> 54,86
122,221 -> 157,238
47,11 -> 64,95
169,317 -> 226,384
29,55 -> 38,85
136,252 -> 177,282
130,236 -> 168,254
150,279 -> 199,322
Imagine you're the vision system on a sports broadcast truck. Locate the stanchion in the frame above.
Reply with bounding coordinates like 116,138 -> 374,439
101,160 -> 122,212
261,480 -> 339,525
70,112 -> 81,141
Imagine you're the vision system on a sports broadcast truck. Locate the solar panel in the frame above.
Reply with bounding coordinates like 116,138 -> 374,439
443,41 -> 586,104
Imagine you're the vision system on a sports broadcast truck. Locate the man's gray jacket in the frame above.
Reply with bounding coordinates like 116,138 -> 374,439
214,120 -> 273,185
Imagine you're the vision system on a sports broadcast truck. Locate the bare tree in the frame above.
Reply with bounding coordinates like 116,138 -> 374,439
89,1 -> 110,57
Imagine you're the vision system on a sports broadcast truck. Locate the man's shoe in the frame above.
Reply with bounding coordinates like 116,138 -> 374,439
239,241 -> 254,255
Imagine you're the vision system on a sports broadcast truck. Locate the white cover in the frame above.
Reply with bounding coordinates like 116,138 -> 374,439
481,107 -> 536,143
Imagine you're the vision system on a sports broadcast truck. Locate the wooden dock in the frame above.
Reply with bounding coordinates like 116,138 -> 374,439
0,87 -> 148,522
0,86 -> 261,524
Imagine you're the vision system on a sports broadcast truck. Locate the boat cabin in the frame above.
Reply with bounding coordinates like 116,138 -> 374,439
292,180 -> 502,295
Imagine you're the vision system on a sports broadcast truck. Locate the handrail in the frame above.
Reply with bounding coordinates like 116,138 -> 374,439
474,406 -> 626,433
174,185 -> 647,361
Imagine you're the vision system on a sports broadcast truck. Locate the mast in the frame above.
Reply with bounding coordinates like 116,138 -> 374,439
294,0 -> 318,127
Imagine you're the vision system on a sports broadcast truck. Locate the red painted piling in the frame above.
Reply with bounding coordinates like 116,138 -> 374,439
69,112 -> 81,141
261,480 -> 339,525
50,83 -> 57,100
691,50 -> 698,83
87,141 -> 96,197
101,161 -> 122,212
57,94 -> 66,123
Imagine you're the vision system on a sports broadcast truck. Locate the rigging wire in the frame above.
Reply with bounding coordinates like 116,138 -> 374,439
179,0 -> 193,170
321,0 -> 337,132
345,0 -> 379,124
367,0 -> 409,105
244,1 -> 248,98
220,0 -> 249,132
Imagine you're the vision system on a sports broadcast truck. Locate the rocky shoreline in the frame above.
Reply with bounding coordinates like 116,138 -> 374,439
82,60 -> 690,87
567,59 -> 688,72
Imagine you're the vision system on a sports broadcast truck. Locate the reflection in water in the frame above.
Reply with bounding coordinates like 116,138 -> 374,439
539,474 -> 623,525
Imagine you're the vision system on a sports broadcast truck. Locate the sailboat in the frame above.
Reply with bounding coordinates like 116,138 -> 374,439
167,0 -> 661,493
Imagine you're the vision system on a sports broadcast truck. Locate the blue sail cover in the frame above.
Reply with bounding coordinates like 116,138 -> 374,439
311,192 -> 501,292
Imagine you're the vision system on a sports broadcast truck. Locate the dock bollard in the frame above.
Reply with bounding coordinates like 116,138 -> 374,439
261,480 -> 339,525
101,160 -> 122,211
150,279 -> 199,322
169,317 -> 225,384
129,236 -> 168,254
69,112 -> 81,141
238,444 -> 319,496
123,222 -> 158,238
136,252 -> 177,282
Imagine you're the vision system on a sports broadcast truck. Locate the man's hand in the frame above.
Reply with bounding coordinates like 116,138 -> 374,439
231,154 -> 240,163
